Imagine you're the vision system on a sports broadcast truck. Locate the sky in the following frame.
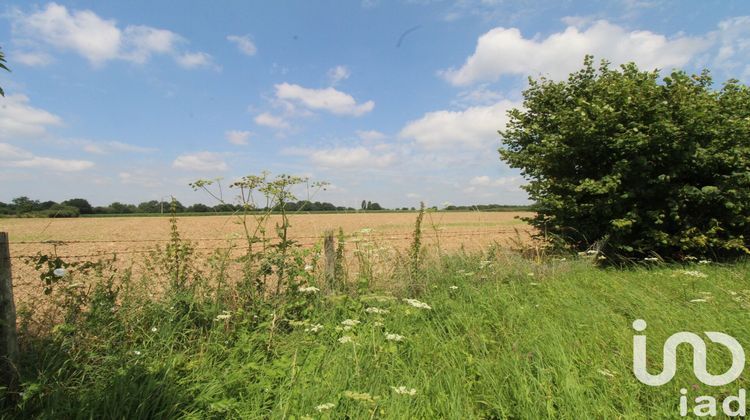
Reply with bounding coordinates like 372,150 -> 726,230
0,1 -> 749,208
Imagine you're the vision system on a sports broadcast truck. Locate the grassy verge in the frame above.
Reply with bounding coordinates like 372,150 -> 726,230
7,252 -> 750,419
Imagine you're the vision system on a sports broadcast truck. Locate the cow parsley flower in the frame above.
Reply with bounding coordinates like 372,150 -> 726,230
338,335 -> 354,344
316,403 -> 335,412
365,307 -> 389,314
214,311 -> 231,321
385,332 -> 404,341
298,285 -> 320,293
681,270 -> 708,278
391,386 -> 417,396
305,324 -> 323,333
343,391 -> 375,403
449,285 -> 458,290
341,319 -> 361,327
403,298 -> 431,310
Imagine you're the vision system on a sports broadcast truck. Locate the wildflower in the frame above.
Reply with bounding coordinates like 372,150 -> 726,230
698,259 -> 711,265
305,324 -> 324,333
214,311 -> 231,321
343,391 -> 376,403
304,264 -> 314,272
385,332 -> 404,341
391,386 -> 417,396
373,321 -> 384,327
341,319 -> 361,327
151,327 -> 158,332
365,307 -> 389,315
681,270 -> 708,279
53,268 -> 66,277
403,298 -> 432,310
338,335 -> 354,344
449,285 -> 458,290
133,350 -> 141,356
298,285 -> 320,293
316,403 -> 335,412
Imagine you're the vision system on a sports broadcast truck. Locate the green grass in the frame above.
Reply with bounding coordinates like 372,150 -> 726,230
8,254 -> 750,418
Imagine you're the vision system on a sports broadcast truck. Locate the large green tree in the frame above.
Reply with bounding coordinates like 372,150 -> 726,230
500,56 -> 750,260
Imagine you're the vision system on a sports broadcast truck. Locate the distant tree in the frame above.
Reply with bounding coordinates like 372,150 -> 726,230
367,202 -> 383,210
110,202 -> 136,213
361,200 -> 366,210
62,198 -> 93,214
12,196 -> 38,213
186,203 -> 211,212
39,200 -> 57,210
137,200 -> 160,213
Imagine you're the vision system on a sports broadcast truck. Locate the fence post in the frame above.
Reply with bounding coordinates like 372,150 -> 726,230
0,232 -> 19,397
323,230 -> 335,290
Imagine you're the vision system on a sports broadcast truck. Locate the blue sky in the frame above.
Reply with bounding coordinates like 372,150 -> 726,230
0,1 -> 748,208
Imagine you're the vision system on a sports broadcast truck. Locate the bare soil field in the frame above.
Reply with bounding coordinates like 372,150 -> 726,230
2,212 -> 534,306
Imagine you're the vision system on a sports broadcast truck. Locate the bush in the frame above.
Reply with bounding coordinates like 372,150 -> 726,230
500,56 -> 750,261
45,205 -> 80,218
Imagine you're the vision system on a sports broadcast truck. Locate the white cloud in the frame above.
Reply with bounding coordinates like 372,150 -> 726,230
255,112 -> 290,129
356,130 -> 387,141
12,3 -> 212,69
78,140 -> 157,154
227,34 -> 257,56
119,171 -> 162,188
0,142 -> 94,172
176,52 -> 217,69
11,51 -> 54,67
399,100 -> 516,150
469,175 -> 521,187
172,152 -> 228,172
225,130 -> 252,145
328,65 -> 351,85
274,83 -> 374,116
441,20 -> 713,85
0,94 -> 63,138
283,145 -> 396,169
712,16 -> 750,80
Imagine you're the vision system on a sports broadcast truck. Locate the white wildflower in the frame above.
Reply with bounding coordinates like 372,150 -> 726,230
214,311 -> 231,321
365,307 -> 389,315
298,285 -> 320,293
385,332 -> 405,342
403,298 -> 431,310
338,335 -> 354,344
373,321 -> 384,327
133,350 -> 141,356
391,386 -> 417,396
681,270 -> 708,278
305,324 -> 324,333
316,402 -> 335,412
698,259 -> 711,265
151,327 -> 158,332
449,286 -> 458,290
341,319 -> 361,327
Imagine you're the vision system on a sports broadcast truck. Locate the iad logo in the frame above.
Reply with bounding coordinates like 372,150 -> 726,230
632,319 -> 745,386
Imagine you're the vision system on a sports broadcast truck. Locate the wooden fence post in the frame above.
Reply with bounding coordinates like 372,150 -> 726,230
323,230 -> 335,290
0,233 -> 19,396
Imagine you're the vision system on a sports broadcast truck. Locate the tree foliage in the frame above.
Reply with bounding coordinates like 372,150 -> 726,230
500,56 -> 750,260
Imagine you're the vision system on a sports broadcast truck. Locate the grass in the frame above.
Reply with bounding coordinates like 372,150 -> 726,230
7,250 -> 750,419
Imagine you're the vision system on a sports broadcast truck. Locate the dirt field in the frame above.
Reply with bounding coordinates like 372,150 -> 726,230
2,212 -> 534,306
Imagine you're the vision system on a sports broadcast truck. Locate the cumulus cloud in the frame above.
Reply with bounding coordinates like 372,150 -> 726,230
0,94 -> 63,138
254,112 -> 290,129
356,130 -> 387,141
441,20 -> 713,85
79,140 -> 157,154
283,145 -> 396,169
399,100 -> 517,150
328,65 -> 351,85
227,34 -> 257,56
11,51 -> 54,67
172,152 -> 228,172
712,16 -> 750,80
274,83 -> 374,116
11,3 -> 214,69
0,142 -> 94,172
225,130 -> 252,145
176,52 -> 217,69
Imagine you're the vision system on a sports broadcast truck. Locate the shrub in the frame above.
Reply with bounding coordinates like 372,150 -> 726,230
500,56 -> 750,261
